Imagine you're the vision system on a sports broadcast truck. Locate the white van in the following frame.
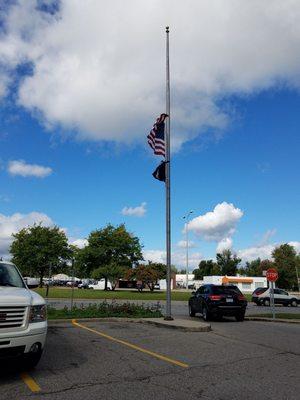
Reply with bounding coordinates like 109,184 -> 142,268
89,279 -> 112,290
0,261 -> 47,368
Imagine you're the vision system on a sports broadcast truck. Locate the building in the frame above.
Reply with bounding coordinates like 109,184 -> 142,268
203,275 -> 268,293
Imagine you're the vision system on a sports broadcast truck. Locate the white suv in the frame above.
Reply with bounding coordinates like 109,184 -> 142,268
252,287 -> 299,307
0,261 -> 47,368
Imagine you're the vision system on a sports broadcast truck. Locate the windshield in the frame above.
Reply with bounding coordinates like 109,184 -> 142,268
0,263 -> 25,288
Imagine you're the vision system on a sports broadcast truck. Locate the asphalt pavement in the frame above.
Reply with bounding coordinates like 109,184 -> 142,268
0,319 -> 299,399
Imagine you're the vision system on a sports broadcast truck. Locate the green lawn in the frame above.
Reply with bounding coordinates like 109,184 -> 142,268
250,313 -> 300,320
35,287 -> 252,302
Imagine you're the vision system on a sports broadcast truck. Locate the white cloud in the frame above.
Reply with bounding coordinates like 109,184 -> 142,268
70,238 -> 88,249
259,229 -> 277,246
216,238 -> 233,253
176,240 -> 196,249
122,202 -> 147,217
187,202 -> 243,251
143,249 -> 202,270
237,241 -> 300,262
1,1 -> 300,149
0,211 -> 53,257
8,160 -> 52,178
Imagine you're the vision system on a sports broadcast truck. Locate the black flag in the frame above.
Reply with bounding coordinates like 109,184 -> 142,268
152,161 -> 166,182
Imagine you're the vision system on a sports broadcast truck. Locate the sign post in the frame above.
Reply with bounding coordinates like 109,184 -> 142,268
266,268 -> 278,320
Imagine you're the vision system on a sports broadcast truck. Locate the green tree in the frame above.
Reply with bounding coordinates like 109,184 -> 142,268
272,244 -> 298,289
92,262 -> 126,290
10,224 -> 71,286
193,260 -> 220,280
239,258 -> 262,276
127,262 -> 166,291
216,249 -> 241,276
78,224 -> 143,289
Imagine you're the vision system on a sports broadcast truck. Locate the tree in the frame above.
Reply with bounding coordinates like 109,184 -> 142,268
272,244 -> 298,289
216,249 -> 241,276
92,262 -> 125,290
10,224 -> 71,286
239,258 -> 274,276
127,262 -> 166,291
193,260 -> 220,280
78,224 -> 143,289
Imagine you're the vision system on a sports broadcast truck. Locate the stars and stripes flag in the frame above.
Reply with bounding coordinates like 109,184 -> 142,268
147,113 -> 168,157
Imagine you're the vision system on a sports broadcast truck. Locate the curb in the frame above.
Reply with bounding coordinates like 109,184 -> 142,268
48,317 -> 211,332
139,319 -> 211,332
245,316 -> 300,324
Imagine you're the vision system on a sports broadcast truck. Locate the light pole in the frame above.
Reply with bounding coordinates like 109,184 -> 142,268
183,211 -> 193,290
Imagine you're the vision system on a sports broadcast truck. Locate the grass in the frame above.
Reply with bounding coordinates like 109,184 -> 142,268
35,287 -> 252,302
250,313 -> 300,320
47,302 -> 163,320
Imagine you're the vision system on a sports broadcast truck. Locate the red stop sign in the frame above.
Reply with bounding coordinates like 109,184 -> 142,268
266,268 -> 278,282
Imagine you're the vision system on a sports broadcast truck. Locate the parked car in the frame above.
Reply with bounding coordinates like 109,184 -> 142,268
78,282 -> 90,289
0,261 -> 47,368
188,284 -> 247,321
89,279 -> 112,290
252,287 -> 299,307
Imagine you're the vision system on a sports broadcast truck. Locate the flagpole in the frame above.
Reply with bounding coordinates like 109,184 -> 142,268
165,26 -> 173,320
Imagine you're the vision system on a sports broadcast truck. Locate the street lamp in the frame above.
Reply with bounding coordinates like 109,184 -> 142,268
183,210 -> 193,290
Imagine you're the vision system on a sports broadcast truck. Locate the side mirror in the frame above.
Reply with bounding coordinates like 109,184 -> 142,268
191,291 -> 196,295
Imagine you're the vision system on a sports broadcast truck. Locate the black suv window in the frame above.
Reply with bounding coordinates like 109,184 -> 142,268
197,286 -> 204,294
203,286 -> 210,294
211,285 -> 242,295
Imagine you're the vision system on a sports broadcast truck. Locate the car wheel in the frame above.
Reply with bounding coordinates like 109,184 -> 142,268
256,302 -> 261,306
290,299 -> 298,307
202,306 -> 210,321
235,312 -> 245,322
189,304 -> 195,317
263,298 -> 270,306
22,350 -> 43,370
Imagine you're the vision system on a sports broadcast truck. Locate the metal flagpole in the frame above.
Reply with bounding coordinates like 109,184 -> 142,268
165,26 -> 173,320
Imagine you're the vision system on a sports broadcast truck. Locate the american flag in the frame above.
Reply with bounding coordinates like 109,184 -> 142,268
147,113 -> 168,157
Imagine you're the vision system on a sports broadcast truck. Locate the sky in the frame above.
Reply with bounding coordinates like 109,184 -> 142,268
0,0 -> 300,269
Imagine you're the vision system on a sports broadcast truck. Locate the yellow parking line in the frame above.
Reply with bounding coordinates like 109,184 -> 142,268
20,372 -> 41,393
72,319 -> 189,369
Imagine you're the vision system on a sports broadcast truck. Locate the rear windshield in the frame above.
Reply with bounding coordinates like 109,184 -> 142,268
0,263 -> 25,288
211,285 -> 242,295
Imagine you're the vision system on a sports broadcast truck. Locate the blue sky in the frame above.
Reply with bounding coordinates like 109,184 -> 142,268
0,1 -> 300,268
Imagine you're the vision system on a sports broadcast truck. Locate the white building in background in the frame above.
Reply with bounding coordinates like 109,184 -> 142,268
203,275 -> 268,293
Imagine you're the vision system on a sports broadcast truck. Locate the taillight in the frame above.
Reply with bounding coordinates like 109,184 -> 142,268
209,295 -> 222,301
238,295 -> 246,301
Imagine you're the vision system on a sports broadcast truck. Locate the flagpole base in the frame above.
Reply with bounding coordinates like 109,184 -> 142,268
164,316 -> 174,321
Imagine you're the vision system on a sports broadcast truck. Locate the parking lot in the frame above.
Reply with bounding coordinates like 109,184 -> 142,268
0,318 -> 299,400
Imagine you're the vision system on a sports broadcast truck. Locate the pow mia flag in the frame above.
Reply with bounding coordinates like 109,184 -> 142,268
152,161 -> 167,182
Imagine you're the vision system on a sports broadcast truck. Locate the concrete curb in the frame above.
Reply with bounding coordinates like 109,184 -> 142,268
48,317 -> 211,332
139,318 -> 211,332
245,316 -> 300,324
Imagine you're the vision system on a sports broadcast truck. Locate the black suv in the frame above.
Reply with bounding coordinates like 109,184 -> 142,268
188,284 -> 247,321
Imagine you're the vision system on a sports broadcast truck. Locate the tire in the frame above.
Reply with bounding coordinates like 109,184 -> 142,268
256,302 -> 261,306
22,350 -> 43,370
263,298 -> 270,307
189,304 -> 195,317
202,306 -> 210,321
290,299 -> 298,307
235,312 -> 245,322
